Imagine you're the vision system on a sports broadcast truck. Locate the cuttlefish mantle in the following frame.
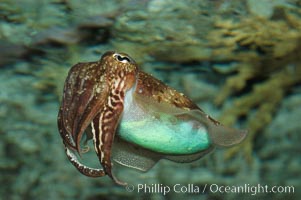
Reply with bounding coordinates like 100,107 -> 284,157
57,51 -> 247,185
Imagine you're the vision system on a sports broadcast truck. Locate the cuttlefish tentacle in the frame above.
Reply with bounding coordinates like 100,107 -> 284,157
65,146 -> 105,177
59,107 -> 105,177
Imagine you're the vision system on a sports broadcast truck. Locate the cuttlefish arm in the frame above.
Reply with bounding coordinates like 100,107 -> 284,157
58,60 -> 110,177
58,61 -> 109,151
133,71 -> 247,147
90,89 -> 127,185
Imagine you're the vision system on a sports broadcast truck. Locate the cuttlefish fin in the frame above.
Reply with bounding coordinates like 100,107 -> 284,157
165,146 -> 215,163
91,100 -> 126,185
112,137 -> 161,172
111,138 -> 214,170
189,110 -> 248,147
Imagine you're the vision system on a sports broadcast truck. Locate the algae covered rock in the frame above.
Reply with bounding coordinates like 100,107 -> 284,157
111,0 -> 247,62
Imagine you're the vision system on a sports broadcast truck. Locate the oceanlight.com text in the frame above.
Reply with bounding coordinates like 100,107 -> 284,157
125,183 -> 295,196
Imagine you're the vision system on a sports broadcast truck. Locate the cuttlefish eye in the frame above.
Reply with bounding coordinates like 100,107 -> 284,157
113,53 -> 132,64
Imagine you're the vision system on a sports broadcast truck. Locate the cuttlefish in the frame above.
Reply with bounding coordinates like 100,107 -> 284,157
57,51 -> 247,185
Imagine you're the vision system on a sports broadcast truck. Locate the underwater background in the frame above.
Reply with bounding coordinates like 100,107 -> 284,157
0,0 -> 300,199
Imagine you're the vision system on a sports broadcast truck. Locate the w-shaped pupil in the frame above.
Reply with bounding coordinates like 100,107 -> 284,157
116,55 -> 131,63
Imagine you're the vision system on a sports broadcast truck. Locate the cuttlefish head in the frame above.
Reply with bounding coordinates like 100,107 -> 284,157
102,51 -> 138,91
58,51 -> 138,152
58,51 -> 138,185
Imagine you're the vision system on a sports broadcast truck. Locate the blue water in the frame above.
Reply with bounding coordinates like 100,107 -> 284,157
0,0 -> 300,199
